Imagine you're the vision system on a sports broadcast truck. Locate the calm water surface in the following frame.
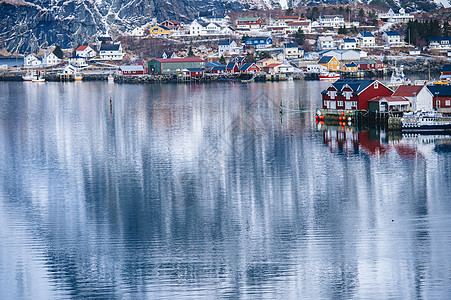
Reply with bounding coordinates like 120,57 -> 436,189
0,80 -> 450,299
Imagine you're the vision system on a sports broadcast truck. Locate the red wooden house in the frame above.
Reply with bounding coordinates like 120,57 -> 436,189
239,63 -> 261,74
183,68 -> 204,77
118,65 -> 145,75
321,79 -> 393,110
427,85 -> 451,113
160,20 -> 184,29
226,62 -> 240,73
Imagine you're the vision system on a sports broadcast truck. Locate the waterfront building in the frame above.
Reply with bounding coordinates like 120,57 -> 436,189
148,57 -> 205,74
383,31 -> 401,46
379,8 -> 414,23
239,63 -> 261,74
62,64 -> 77,75
341,63 -> 358,72
182,68 -> 204,77
306,64 -> 327,73
317,36 -> 336,50
230,56 -> 246,66
24,54 -> 41,68
226,62 -> 240,73
99,43 -> 124,61
257,58 -> 281,68
119,65 -> 145,75
368,96 -> 411,112
393,85 -> 433,112
318,56 -> 340,71
244,37 -> 272,49
210,65 -> 227,74
218,40 -> 240,56
75,45 -> 96,58
321,79 -> 393,110
427,85 -> 451,113
358,32 -> 375,48
236,17 -> 262,29
354,60 -> 376,70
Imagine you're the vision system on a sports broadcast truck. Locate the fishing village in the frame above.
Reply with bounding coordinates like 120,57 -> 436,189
1,5 -> 451,135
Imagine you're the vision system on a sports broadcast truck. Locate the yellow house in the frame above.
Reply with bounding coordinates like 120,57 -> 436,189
256,58 -> 281,68
149,25 -> 172,35
317,55 -> 340,71
341,63 -> 358,72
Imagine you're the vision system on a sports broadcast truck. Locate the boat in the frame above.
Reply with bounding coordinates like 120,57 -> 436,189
22,71 -> 33,81
401,111 -> 451,133
32,74 -> 45,82
108,75 -> 114,83
318,71 -> 341,80
75,73 -> 83,81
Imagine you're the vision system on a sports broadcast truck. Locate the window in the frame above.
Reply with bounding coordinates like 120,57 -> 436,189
338,101 -> 344,107
345,91 -> 352,100
374,82 -> 379,89
446,100 -> 451,106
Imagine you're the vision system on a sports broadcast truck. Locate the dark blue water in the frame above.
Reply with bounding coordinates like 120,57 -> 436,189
0,81 -> 450,299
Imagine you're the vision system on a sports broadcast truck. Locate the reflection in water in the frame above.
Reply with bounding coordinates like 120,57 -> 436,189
0,81 -> 451,298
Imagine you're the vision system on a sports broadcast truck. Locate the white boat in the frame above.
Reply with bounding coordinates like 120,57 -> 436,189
108,75 -> 114,83
402,111 -> 451,133
390,65 -> 406,85
32,75 -> 45,82
22,71 -> 33,81
318,71 -> 341,80
75,73 -> 83,81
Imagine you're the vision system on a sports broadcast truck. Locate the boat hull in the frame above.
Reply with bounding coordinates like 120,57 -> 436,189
402,124 -> 451,134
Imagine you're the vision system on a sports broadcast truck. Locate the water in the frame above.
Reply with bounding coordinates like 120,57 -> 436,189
0,80 -> 450,299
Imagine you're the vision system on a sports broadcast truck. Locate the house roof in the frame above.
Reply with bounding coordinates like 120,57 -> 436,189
119,65 -> 144,72
385,31 -> 400,36
226,62 -> 237,69
162,20 -> 182,25
284,42 -> 298,48
286,21 -> 310,26
343,38 -> 357,43
76,46 -> 88,51
393,85 -> 424,97
427,85 -> 451,96
218,40 -> 235,46
186,68 -> 204,72
98,36 -> 113,42
441,64 -> 451,72
428,37 -> 451,42
211,66 -> 226,71
369,96 -> 408,102
237,17 -> 261,22
321,79 -> 383,95
100,44 -> 120,51
206,62 -> 224,68
344,63 -> 357,67
318,56 -> 335,64
231,56 -> 246,62
245,37 -> 271,43
153,57 -> 205,63
360,32 -> 374,37
278,15 -> 301,19
239,63 -> 258,70
264,63 -> 282,68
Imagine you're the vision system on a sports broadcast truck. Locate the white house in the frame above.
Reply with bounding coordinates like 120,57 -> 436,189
383,31 -> 401,46
379,8 -> 414,23
131,27 -> 145,37
283,43 -> 303,59
75,45 -> 96,58
42,52 -> 62,67
317,36 -> 336,50
221,27 -> 237,36
99,43 -> 125,60
358,32 -> 375,48
218,40 -> 240,56
318,15 -> 345,28
24,54 -> 41,68
68,56 -> 87,67
306,64 -> 327,73
340,38 -> 358,50
189,19 -> 206,36
200,15 -> 230,27
428,37 -> 451,51
286,21 -> 312,33
62,64 -> 77,75
393,85 -> 433,112
204,22 -> 222,35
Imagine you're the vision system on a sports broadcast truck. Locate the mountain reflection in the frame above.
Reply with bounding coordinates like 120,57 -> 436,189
0,81 -> 451,298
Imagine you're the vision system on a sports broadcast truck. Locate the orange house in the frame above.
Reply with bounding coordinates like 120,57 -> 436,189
318,56 -> 340,71
149,25 -> 172,35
